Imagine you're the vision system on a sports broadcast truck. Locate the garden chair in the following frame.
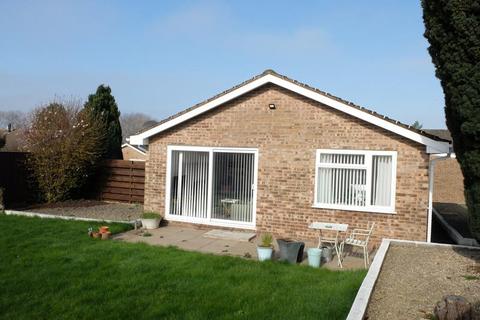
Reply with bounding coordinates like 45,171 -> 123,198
339,222 -> 375,268
309,222 -> 349,268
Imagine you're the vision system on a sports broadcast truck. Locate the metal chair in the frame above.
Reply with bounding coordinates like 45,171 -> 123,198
339,222 -> 375,268
309,222 -> 349,268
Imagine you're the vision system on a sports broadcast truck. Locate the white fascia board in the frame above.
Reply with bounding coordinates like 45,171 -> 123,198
129,73 -> 451,153
129,76 -> 271,145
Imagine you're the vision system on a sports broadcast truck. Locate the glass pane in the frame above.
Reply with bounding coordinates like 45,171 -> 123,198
211,152 -> 254,222
169,150 -> 209,218
371,155 -> 393,206
317,167 -> 367,206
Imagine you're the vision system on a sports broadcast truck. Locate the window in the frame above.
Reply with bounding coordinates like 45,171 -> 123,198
314,149 -> 397,213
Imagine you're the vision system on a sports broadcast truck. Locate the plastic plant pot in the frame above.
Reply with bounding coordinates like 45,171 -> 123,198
257,246 -> 273,261
277,239 -> 305,264
321,246 -> 333,263
141,218 -> 161,229
307,248 -> 322,268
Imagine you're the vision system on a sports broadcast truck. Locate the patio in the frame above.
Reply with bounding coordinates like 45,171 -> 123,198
114,224 -> 369,270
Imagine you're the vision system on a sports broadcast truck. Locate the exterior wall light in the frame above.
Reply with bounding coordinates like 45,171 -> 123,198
269,103 -> 276,110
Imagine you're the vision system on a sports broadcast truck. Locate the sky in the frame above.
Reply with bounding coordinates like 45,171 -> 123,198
0,0 -> 447,128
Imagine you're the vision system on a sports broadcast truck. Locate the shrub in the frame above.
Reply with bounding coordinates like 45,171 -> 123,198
260,234 -> 273,248
24,101 -> 106,202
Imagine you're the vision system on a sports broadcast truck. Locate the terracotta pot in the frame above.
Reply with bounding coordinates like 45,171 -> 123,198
92,232 -> 100,239
101,232 -> 112,240
99,226 -> 110,233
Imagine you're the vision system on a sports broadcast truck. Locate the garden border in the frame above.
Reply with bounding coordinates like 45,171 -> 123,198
4,209 -> 136,225
346,238 -> 480,320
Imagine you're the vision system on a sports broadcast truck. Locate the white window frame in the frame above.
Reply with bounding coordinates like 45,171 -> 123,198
313,149 -> 397,214
165,145 -> 259,229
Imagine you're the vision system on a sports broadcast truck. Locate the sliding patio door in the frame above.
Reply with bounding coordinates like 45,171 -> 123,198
166,146 -> 257,228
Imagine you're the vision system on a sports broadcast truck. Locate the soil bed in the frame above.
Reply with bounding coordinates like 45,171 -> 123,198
366,243 -> 480,320
24,200 -> 143,221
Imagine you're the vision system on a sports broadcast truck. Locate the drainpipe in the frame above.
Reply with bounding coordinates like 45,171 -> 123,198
427,152 -> 455,242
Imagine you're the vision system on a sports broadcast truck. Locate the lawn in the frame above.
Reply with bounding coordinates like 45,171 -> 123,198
0,214 -> 366,320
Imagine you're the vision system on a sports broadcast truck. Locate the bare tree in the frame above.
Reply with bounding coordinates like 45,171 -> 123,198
0,110 -> 27,130
120,112 -> 156,143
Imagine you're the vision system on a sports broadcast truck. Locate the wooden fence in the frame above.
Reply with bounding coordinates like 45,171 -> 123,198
95,159 -> 145,204
0,152 -> 32,208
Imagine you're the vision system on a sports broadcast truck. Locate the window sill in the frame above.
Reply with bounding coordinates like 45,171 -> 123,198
311,204 -> 396,215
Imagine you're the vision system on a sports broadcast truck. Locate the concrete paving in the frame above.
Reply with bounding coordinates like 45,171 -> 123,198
114,225 -> 369,270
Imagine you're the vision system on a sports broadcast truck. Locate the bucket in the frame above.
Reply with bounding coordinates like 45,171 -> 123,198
307,248 -> 322,268
321,246 -> 333,263
277,239 -> 305,264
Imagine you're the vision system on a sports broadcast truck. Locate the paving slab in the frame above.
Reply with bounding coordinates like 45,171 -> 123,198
203,229 -> 256,242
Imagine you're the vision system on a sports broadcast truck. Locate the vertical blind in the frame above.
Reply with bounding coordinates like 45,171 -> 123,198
169,150 -> 209,218
317,153 -> 367,206
316,151 -> 395,210
371,155 -> 393,206
212,152 -> 254,222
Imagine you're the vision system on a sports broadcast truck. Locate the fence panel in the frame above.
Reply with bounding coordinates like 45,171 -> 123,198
95,160 -> 145,204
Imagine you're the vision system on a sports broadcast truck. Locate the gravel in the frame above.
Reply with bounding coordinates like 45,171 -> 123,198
25,200 -> 144,222
366,243 -> 480,320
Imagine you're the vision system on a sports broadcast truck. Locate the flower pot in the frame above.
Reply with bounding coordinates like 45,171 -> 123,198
277,239 -> 305,264
92,232 -> 100,239
307,248 -> 322,268
321,246 -> 333,263
141,218 -> 161,229
99,226 -> 109,233
257,246 -> 273,261
101,231 -> 112,240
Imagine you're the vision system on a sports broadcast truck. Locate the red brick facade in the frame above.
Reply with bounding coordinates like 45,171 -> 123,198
144,84 -> 430,244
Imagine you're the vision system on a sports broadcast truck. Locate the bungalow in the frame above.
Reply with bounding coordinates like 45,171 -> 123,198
130,70 -> 451,244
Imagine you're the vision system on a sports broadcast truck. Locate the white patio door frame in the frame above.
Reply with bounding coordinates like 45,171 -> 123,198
165,145 -> 258,229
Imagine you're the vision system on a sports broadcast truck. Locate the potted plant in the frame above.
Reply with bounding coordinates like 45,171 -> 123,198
257,233 -> 273,261
141,212 -> 162,229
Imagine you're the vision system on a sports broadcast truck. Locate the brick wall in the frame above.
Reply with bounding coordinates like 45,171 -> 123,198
433,157 -> 465,204
144,84 -> 430,244
122,147 -> 147,161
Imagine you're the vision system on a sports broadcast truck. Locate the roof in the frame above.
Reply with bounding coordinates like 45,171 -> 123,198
121,143 -> 147,155
0,129 -> 24,152
424,129 -> 452,142
130,70 -> 451,154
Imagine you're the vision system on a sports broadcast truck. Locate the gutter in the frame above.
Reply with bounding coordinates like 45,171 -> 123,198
427,152 -> 455,242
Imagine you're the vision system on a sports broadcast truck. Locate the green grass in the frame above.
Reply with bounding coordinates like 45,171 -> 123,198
0,214 -> 366,320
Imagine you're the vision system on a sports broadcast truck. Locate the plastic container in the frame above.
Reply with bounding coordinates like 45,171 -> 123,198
321,246 -> 333,263
277,239 -> 305,264
308,248 -> 322,268
257,246 -> 273,261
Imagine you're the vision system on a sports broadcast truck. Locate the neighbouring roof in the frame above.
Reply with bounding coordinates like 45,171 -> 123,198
424,129 -> 452,142
130,70 -> 451,153
0,129 -> 25,152
121,143 -> 147,155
